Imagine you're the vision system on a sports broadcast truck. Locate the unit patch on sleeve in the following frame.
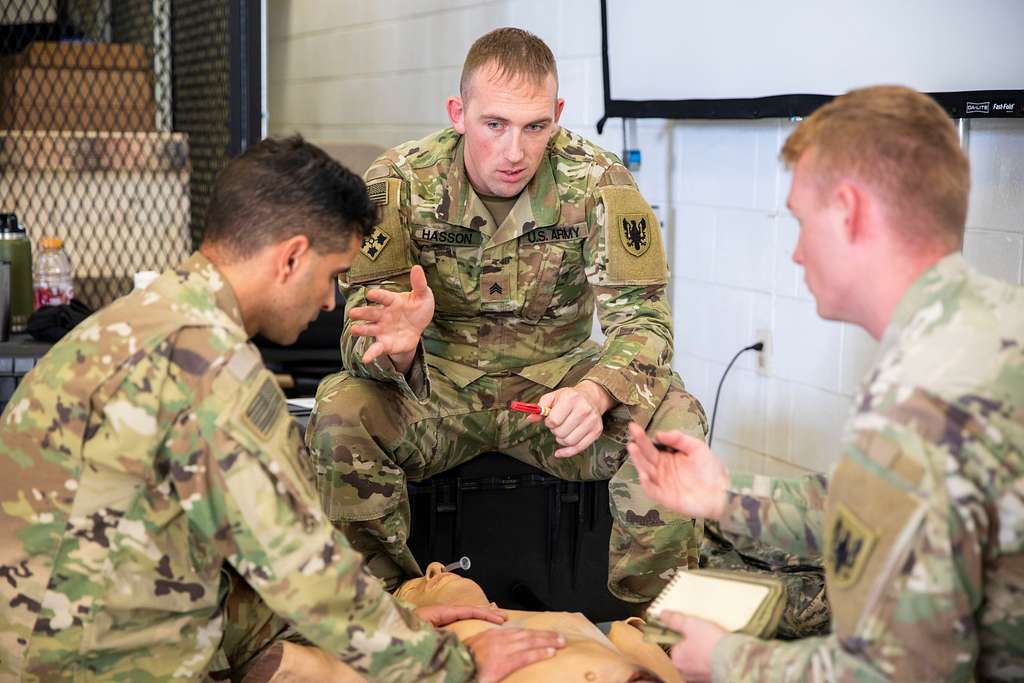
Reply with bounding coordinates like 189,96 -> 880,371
826,501 -> 877,589
361,228 -> 391,261
345,177 -> 413,283
598,185 -> 668,285
619,215 -> 651,257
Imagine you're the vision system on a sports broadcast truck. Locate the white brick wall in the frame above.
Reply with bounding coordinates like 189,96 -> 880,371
268,2 -> 1024,477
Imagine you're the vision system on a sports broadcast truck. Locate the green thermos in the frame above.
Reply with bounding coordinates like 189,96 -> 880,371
0,213 -> 34,333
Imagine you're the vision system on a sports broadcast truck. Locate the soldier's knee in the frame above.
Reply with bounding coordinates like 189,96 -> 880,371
649,375 -> 708,438
313,372 -> 389,420
308,373 -> 401,441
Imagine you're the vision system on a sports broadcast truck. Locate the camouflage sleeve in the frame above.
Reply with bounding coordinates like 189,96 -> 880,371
165,336 -> 473,682
710,395 -> 990,682
340,272 -> 431,400
717,471 -> 829,561
582,165 -> 674,418
339,160 -> 430,399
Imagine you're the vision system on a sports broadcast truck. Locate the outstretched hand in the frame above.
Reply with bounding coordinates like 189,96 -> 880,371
349,265 -> 434,364
626,422 -> 729,520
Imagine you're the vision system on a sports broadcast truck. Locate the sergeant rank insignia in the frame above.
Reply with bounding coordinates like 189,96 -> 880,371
827,502 -> 877,588
361,228 -> 390,261
620,214 -> 651,257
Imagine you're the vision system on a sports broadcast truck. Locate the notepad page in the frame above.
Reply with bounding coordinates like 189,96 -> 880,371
649,573 -> 771,632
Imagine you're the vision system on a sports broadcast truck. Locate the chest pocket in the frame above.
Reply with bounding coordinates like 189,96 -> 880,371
413,224 -> 483,316
518,223 -> 588,322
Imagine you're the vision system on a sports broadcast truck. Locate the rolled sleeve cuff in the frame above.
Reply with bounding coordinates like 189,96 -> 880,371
350,339 -> 431,402
582,364 -> 638,408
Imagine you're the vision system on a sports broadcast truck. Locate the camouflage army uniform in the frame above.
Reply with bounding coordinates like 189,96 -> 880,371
0,254 -> 475,682
708,254 -> 1024,682
307,127 -> 707,602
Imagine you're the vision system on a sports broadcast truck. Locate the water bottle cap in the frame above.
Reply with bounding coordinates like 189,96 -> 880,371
40,236 -> 64,249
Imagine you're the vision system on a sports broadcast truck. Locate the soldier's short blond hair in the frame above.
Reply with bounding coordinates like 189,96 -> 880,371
782,85 -> 969,249
460,27 -> 557,99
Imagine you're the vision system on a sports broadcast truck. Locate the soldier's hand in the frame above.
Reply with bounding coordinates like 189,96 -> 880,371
465,628 -> 565,683
659,610 -> 726,682
627,422 -> 729,520
414,604 -> 506,627
349,265 -> 434,367
530,381 -> 612,458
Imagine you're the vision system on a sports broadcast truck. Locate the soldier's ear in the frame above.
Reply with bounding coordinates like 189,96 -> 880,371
273,235 -> 311,283
448,96 -> 467,134
554,97 -> 565,124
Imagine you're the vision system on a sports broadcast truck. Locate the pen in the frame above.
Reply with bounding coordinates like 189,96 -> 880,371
653,442 -> 678,453
509,400 -> 551,417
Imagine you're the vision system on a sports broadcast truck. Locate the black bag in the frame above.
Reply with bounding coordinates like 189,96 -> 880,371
26,299 -> 93,343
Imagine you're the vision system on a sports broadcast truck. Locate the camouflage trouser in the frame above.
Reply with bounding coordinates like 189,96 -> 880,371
207,568 -> 308,682
701,522 -> 831,639
305,358 -> 708,603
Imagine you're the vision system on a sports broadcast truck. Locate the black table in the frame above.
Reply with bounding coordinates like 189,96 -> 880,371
0,333 -> 50,411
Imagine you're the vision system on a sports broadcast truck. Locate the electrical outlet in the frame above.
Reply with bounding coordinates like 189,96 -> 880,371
755,328 -> 772,376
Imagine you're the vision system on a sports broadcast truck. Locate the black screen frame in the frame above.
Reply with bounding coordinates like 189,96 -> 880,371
596,0 -> 1024,132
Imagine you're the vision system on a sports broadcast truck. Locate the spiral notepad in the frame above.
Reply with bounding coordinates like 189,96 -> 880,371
643,568 -> 786,644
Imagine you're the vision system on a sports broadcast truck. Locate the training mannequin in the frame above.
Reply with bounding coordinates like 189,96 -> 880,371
394,562 -> 683,683
244,562 -> 684,683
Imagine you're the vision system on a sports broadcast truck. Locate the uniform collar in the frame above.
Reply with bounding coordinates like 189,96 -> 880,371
437,136 -> 561,247
175,252 -> 246,331
878,251 -> 968,356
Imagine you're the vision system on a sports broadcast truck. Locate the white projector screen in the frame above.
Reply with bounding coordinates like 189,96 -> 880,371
599,0 -> 1024,127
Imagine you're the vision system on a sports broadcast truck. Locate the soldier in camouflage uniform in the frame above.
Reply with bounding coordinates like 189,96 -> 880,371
0,136 -> 564,682
628,85 -> 1024,682
306,27 -> 707,603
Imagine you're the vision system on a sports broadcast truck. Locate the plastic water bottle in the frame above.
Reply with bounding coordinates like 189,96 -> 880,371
34,237 -> 74,308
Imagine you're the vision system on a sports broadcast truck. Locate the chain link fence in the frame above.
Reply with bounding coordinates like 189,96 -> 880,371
1,0 -> 235,309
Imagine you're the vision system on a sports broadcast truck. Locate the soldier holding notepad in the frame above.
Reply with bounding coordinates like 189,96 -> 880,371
628,86 -> 1024,682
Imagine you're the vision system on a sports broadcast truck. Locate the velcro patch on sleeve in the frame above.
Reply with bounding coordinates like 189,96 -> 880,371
243,377 -> 284,438
360,227 -> 390,261
413,226 -> 483,247
366,180 -> 388,206
225,346 -> 261,382
824,454 -> 927,636
600,186 -> 668,285
345,177 -> 412,284
826,501 -> 878,589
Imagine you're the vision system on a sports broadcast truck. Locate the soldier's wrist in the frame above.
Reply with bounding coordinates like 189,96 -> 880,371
575,379 -> 616,415
390,348 -> 417,376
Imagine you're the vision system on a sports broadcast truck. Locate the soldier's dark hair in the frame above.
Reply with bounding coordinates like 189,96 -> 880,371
202,135 -> 377,259
782,86 -> 969,250
460,27 -> 558,99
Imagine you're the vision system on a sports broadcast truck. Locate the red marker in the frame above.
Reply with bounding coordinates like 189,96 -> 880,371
509,401 -> 551,417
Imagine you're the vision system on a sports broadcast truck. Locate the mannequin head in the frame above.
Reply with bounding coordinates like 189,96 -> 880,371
394,562 -> 491,609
